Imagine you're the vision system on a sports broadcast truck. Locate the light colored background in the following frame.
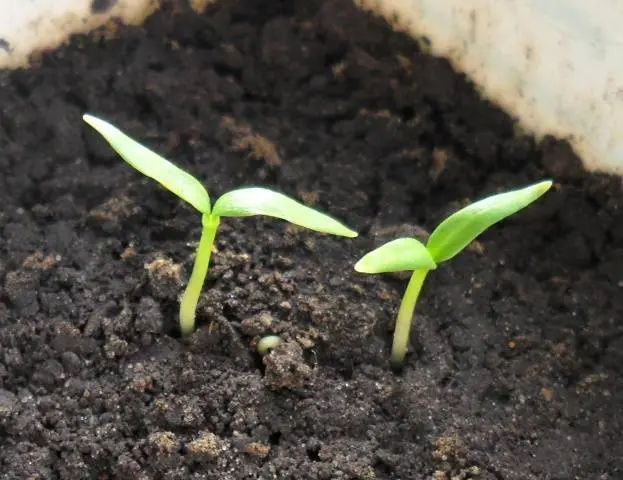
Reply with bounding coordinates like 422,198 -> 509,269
0,0 -> 158,68
358,0 -> 623,176
3,0 -> 622,176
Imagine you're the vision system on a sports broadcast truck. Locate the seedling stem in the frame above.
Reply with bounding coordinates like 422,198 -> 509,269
392,269 -> 429,368
179,214 -> 220,336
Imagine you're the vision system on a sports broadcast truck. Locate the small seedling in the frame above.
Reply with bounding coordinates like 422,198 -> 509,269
83,114 -> 358,336
355,181 -> 552,369
257,335 -> 282,355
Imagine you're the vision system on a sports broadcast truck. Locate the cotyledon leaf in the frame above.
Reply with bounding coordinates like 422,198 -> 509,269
83,114 -> 211,213
212,187 -> 358,237
354,237 -> 437,273
426,180 -> 552,263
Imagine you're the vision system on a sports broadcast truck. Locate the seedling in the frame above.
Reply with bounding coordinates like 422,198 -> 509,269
83,114 -> 358,336
257,335 -> 282,355
355,181 -> 552,369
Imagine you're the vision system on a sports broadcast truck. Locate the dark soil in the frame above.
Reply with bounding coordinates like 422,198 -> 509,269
0,1 -> 622,478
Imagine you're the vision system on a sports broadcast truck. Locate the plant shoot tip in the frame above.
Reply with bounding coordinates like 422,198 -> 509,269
353,260 -> 370,273
257,335 -> 281,355
82,113 -> 96,125
538,179 -> 553,192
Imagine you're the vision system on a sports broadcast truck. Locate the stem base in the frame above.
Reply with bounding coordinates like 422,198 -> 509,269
179,214 -> 220,336
390,269 -> 429,369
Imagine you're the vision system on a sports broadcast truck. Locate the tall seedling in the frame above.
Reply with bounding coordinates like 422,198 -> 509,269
355,181 -> 552,369
83,115 -> 358,336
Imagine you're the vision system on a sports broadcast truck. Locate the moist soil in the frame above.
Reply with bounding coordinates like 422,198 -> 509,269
0,1 -> 622,479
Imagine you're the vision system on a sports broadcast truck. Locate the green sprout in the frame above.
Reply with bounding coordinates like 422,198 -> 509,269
257,335 -> 282,355
83,114 -> 358,336
355,180 -> 552,370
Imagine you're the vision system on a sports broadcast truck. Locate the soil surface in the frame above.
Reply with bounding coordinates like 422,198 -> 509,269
1,1 -> 622,479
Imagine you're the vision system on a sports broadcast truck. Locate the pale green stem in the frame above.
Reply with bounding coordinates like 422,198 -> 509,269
179,213 -> 220,336
391,269 -> 430,369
